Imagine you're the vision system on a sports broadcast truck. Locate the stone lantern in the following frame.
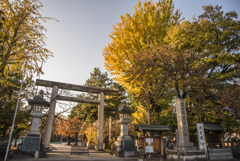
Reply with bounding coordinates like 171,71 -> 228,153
13,90 -> 50,158
114,101 -> 135,141
27,90 -> 50,137
112,100 -> 137,157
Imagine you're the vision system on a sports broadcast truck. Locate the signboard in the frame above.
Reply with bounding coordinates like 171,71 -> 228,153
145,138 -> 153,153
196,123 -> 206,150
144,137 -> 161,153
22,136 -> 41,151
146,146 -> 153,152
146,138 -> 153,144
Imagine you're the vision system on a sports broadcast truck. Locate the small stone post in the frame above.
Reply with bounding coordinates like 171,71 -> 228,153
44,86 -> 58,149
109,116 -> 112,141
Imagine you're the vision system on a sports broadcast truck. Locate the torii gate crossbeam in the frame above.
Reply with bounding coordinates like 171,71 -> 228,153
36,79 -> 119,151
36,79 -> 118,96
57,96 -> 100,104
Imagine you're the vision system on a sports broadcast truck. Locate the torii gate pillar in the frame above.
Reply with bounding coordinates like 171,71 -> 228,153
44,86 -> 58,149
97,92 -> 104,150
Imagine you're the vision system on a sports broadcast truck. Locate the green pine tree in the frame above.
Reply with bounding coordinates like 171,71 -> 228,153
70,68 -> 126,123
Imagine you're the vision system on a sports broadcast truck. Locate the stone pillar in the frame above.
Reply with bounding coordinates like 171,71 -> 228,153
44,86 -> 58,149
196,123 -> 208,158
109,116 -> 112,141
175,99 -> 196,150
30,117 -> 41,132
97,92 -> 104,150
166,99 -> 205,160
120,124 -> 128,136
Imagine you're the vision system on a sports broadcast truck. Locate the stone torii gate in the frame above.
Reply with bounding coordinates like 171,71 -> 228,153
36,79 -> 119,150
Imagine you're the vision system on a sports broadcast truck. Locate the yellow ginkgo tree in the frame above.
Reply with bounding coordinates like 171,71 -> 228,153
0,0 -> 56,81
132,104 -> 148,125
0,0 -> 56,138
102,0 -> 181,95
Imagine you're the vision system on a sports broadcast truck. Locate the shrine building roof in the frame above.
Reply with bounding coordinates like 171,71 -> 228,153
203,122 -> 224,132
134,124 -> 171,132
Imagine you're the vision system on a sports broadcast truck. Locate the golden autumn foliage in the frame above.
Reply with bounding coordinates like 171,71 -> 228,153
132,105 -> 148,125
0,0 -> 56,82
56,117 -> 83,136
0,0 -> 56,137
84,123 -> 98,145
102,0 -> 181,94
104,3 -> 240,134
56,117 -> 83,145
84,119 -> 120,148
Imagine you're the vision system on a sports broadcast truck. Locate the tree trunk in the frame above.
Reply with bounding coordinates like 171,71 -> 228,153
14,134 -> 18,147
75,133 -> 78,145
67,136 -> 70,145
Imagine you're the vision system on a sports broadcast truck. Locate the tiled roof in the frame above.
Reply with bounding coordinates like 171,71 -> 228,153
134,124 -> 171,132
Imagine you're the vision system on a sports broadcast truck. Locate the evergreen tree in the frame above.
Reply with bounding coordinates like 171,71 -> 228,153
70,68 -> 126,124
165,5 -> 240,127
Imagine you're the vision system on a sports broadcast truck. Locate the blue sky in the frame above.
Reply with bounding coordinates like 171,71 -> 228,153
39,0 -> 240,86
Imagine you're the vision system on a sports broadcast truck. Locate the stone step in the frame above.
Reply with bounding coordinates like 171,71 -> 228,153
208,148 -> 231,153
209,155 -> 233,160
209,152 -> 233,157
173,146 -> 197,150
208,148 -> 233,160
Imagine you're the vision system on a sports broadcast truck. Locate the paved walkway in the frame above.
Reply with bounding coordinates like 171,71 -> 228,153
7,142 -> 240,161
8,142 -> 140,161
